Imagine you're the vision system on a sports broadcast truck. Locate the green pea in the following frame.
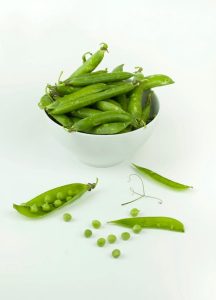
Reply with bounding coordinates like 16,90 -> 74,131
42,203 -> 51,212
63,213 -> 72,222
130,208 -> 140,217
112,249 -> 121,258
56,192 -> 65,200
67,190 -> 75,196
84,229 -> 92,238
132,224 -> 142,234
107,234 -> 117,244
121,232 -> 131,240
30,204 -> 38,213
92,220 -> 101,229
44,195 -> 53,203
66,196 -> 73,201
54,199 -> 62,207
97,238 -> 106,247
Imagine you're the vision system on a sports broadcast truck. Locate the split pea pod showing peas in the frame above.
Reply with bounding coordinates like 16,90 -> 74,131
13,179 -> 98,218
49,82 -> 135,115
108,216 -> 185,233
66,72 -> 134,86
65,43 -> 108,81
71,111 -> 132,133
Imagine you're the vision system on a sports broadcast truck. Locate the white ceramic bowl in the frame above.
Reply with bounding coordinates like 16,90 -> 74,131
46,92 -> 160,167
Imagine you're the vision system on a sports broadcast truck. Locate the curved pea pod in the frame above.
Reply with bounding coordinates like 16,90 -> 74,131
132,164 -> 193,190
95,100 -> 125,113
71,108 -> 101,118
108,216 -> 185,233
112,64 -> 124,72
49,82 -> 135,115
141,74 -> 174,90
142,91 -> 153,124
66,43 -> 108,80
66,72 -> 134,86
91,122 -> 131,135
71,111 -> 132,133
13,179 -> 98,218
38,94 -> 53,109
46,83 -> 108,111
49,113 -> 75,128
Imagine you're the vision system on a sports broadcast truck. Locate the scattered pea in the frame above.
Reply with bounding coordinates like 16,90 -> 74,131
132,224 -> 142,234
107,234 -> 117,244
92,219 -> 101,229
63,213 -> 72,222
42,203 -> 51,211
112,249 -> 121,258
30,204 -> 38,213
121,232 -> 131,241
97,238 -> 106,247
84,229 -> 92,238
130,208 -> 140,217
56,192 -> 65,200
44,195 -> 53,203
54,199 -> 62,207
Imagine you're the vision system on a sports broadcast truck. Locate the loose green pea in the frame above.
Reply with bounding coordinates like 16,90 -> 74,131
97,238 -> 106,247
44,195 -> 53,203
130,208 -> 140,217
84,229 -> 92,238
56,192 -> 65,200
42,203 -> 51,212
92,220 -> 101,229
107,234 -> 117,244
63,213 -> 72,222
54,199 -> 62,207
66,196 -> 72,201
132,224 -> 142,234
112,249 -> 121,258
121,232 -> 130,241
30,204 -> 38,213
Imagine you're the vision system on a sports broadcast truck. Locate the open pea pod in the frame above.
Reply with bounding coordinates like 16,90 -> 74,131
13,179 -> 98,218
108,216 -> 185,233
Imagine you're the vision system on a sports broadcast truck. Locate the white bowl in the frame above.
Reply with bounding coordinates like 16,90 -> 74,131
46,92 -> 160,167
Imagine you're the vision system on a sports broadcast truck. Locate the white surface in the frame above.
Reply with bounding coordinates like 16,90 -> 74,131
0,0 -> 216,299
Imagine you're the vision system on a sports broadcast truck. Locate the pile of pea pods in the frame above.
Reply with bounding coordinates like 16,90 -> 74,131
38,43 -> 174,135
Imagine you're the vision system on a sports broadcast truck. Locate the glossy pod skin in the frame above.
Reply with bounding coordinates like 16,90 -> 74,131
66,72 -> 134,86
141,74 -> 174,90
95,100 -> 125,113
71,108 -> 101,118
38,94 -> 53,109
55,84 -> 80,96
142,91 -> 153,124
50,114 -> 75,128
90,122 -> 131,135
13,180 -> 98,218
133,164 -> 193,190
108,216 -> 185,233
49,82 -> 135,115
65,43 -> 108,81
46,83 -> 108,111
128,80 -> 146,124
71,111 -> 132,132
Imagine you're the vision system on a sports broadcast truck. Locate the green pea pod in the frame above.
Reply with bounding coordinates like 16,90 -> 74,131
112,64 -> 124,72
91,122 -> 131,135
66,72 -> 134,86
71,108 -> 101,118
38,94 -> 53,109
13,179 -> 98,218
95,100 -> 125,113
142,91 -> 153,124
128,81 -> 146,124
49,82 -> 135,115
46,83 -> 108,111
56,84 -> 80,96
49,114 -> 75,128
141,74 -> 174,90
132,164 -> 193,190
71,111 -> 132,132
115,94 -> 129,111
108,216 -> 185,233
92,69 -> 108,75
107,99 -> 122,108
66,43 -> 108,80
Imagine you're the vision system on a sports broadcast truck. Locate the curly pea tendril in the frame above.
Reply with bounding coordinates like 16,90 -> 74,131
121,174 -> 163,206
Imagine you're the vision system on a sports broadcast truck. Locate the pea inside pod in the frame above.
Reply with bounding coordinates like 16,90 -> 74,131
13,179 -> 98,218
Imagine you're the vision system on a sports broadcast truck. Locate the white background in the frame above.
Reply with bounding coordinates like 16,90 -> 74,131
0,0 -> 216,299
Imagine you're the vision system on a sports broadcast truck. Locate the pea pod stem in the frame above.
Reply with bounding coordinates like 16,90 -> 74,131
132,164 -> 193,190
108,216 -> 185,233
